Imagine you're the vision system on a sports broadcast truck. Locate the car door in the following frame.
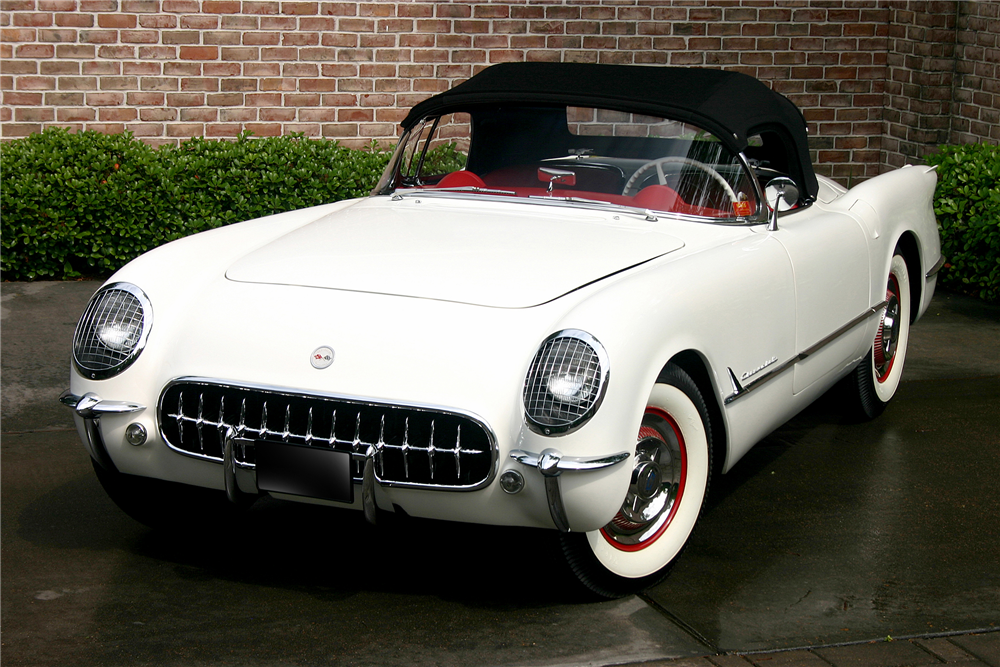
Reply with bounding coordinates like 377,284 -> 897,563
771,206 -> 872,394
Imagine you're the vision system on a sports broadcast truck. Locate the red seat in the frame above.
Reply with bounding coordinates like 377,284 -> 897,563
631,185 -> 682,211
435,170 -> 486,188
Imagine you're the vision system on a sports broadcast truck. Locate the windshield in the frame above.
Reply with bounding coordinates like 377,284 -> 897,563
375,105 -> 761,220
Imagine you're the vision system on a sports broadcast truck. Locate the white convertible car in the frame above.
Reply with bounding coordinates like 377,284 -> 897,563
62,63 -> 942,597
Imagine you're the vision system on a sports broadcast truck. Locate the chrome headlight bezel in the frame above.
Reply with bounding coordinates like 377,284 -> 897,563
522,329 -> 610,436
72,282 -> 152,380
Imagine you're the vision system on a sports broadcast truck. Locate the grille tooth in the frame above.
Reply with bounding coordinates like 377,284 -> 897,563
402,418 -> 411,480
159,381 -> 495,490
352,412 -> 362,454
377,415 -> 386,478
282,404 -> 291,443
197,392 -> 205,452
260,401 -> 268,440
176,392 -> 185,446
428,420 -> 436,481
217,395 -> 227,449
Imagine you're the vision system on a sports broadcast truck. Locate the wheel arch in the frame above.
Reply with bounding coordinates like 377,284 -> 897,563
894,230 -> 922,324
659,349 -> 727,478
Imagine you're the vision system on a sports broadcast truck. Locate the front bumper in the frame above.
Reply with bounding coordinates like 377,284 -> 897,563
509,448 -> 630,531
61,387 -> 634,533
59,390 -> 145,472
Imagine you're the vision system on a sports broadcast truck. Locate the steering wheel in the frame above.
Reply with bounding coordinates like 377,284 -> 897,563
623,157 -> 739,205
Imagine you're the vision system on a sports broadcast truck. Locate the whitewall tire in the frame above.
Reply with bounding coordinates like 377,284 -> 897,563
561,364 -> 712,597
852,251 -> 911,419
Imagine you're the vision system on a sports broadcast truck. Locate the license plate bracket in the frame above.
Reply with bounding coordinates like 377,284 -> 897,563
254,441 -> 353,503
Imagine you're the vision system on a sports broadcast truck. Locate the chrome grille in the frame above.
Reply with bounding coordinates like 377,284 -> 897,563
158,380 -> 496,490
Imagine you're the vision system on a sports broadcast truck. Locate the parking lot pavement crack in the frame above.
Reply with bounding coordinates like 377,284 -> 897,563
638,592 -> 720,656
789,589 -> 812,609
2,427 -> 76,436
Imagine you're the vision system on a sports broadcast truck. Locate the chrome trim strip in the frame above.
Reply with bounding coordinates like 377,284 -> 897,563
800,299 -> 888,359
391,189 -> 756,226
736,151 -> 770,225
510,448 -> 630,474
927,255 -> 946,278
510,447 -> 630,533
223,431 -> 259,504
362,455 -> 378,524
59,390 -> 146,418
156,377 -> 499,492
544,477 -> 570,533
59,390 -> 79,409
724,300 -> 889,405
58,389 -> 133,472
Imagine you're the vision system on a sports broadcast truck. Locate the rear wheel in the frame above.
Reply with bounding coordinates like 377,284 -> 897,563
561,364 -> 712,598
851,252 -> 911,419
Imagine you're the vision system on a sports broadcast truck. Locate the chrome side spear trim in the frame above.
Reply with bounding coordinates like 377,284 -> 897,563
725,300 -> 889,405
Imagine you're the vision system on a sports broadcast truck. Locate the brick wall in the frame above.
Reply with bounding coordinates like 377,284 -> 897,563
883,1 -> 1000,169
1,0 -> 997,182
952,1 -> 1000,145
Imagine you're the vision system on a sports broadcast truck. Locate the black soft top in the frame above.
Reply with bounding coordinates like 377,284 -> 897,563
403,63 -> 818,200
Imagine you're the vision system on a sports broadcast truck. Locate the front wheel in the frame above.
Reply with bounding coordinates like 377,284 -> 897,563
851,252 -> 911,419
560,364 -> 712,598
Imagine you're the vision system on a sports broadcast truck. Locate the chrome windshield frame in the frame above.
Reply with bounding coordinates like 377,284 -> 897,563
388,176 -> 770,227
376,106 -> 774,226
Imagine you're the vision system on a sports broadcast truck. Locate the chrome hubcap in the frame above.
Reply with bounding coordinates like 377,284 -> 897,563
874,276 -> 901,378
603,409 -> 685,549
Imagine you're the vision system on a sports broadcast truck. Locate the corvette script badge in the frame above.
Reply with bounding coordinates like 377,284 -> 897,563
310,346 -> 335,369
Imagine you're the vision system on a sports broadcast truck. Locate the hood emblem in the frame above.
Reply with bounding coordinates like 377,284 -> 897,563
311,346 -> 335,370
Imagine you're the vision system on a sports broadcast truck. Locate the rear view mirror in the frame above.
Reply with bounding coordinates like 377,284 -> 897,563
765,177 -> 799,231
539,167 -> 577,193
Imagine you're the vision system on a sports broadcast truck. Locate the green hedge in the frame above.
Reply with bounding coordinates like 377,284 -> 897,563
924,143 -> 1000,303
1,129 -> 391,280
3,130 -> 998,302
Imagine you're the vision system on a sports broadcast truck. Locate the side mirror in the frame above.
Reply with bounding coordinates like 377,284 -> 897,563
765,177 -> 799,231
538,167 -> 576,193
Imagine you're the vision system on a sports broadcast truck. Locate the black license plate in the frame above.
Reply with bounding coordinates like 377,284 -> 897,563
254,441 -> 353,503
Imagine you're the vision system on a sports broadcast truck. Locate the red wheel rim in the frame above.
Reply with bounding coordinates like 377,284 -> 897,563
601,407 -> 687,552
874,273 -> 901,383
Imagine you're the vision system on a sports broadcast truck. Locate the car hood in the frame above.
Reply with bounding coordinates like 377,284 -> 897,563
225,196 -> 685,308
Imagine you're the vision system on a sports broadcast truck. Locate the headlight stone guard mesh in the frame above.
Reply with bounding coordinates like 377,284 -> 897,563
523,330 -> 609,435
73,283 -> 151,380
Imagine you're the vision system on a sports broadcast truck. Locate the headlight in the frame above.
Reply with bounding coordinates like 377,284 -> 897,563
523,329 -> 609,435
73,282 -> 152,380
